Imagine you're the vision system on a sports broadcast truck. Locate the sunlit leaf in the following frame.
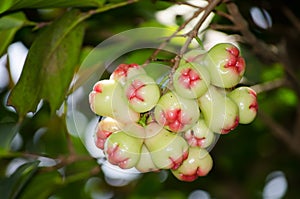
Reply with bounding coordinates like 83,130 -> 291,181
0,12 -> 31,57
0,161 -> 39,199
7,9 -> 85,116
0,0 -> 106,14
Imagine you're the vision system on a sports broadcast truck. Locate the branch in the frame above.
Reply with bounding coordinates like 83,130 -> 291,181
282,6 -> 300,33
144,4 -> 205,65
250,78 -> 287,94
258,110 -> 300,156
225,2 -> 278,63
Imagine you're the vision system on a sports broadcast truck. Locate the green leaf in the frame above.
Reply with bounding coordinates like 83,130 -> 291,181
0,12 -> 31,56
19,170 -> 63,199
0,0 -> 106,14
0,121 -> 20,155
0,0 -> 14,14
0,161 -> 40,199
7,9 -> 85,116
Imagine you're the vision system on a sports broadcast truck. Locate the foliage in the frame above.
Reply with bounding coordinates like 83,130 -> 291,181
0,0 -> 300,198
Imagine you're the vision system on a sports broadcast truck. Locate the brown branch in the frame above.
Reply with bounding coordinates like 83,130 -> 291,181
277,40 -> 300,97
282,6 -> 300,33
225,2 -> 278,63
250,78 -> 287,94
167,0 -> 222,88
215,10 -> 234,21
257,110 -> 300,156
292,104 -> 300,147
177,0 -> 223,63
210,24 -> 240,31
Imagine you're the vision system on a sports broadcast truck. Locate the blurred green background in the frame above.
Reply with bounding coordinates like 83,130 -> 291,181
0,0 -> 299,198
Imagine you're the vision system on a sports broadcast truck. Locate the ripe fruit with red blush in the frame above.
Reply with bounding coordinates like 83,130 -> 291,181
184,118 -> 215,148
171,147 -> 213,182
154,91 -> 200,132
88,79 -> 140,123
144,128 -> 189,170
228,86 -> 258,124
104,131 -> 143,169
110,63 -> 146,85
202,43 -> 245,88
95,117 -> 120,150
124,74 -> 160,113
173,62 -> 210,99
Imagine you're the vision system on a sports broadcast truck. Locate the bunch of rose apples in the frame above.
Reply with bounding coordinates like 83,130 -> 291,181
88,43 -> 258,182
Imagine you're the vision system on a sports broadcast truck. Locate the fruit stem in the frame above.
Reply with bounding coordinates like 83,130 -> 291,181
250,78 -> 286,94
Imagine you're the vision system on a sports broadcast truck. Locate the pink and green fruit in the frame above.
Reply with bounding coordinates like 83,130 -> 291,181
202,43 -> 245,88
124,74 -> 160,113
95,117 -> 120,150
228,86 -> 258,124
198,86 -> 239,134
89,79 -> 140,123
184,118 -> 215,148
119,120 -> 162,139
135,144 -> 159,172
181,49 -> 206,64
154,91 -> 200,132
173,63 -> 210,99
144,128 -> 189,170
171,147 -> 213,182
110,63 -> 146,85
104,131 -> 143,169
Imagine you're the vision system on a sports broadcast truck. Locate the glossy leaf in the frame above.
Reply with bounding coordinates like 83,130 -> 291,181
0,121 -> 20,155
19,170 -> 63,199
7,9 -> 85,116
0,161 -> 40,199
0,12 -> 30,57
0,0 -> 106,14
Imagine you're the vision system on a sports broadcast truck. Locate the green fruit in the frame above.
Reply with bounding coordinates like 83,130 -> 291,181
144,128 -> 189,169
124,74 -> 160,113
95,117 -> 120,150
135,144 -> 159,172
198,86 -> 239,134
89,79 -> 140,123
181,49 -> 206,64
184,118 -> 215,148
104,131 -> 143,169
154,91 -> 200,132
228,86 -> 258,124
203,43 -> 245,88
173,62 -> 210,99
171,147 -> 213,182
120,121 -> 162,139
110,63 -> 146,85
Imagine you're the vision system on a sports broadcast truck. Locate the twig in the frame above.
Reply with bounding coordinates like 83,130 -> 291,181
170,0 -> 222,79
225,2 -> 278,63
210,24 -> 240,31
144,5 -> 205,65
282,6 -> 300,33
258,110 -> 300,156
250,78 -> 287,94
173,1 -> 203,8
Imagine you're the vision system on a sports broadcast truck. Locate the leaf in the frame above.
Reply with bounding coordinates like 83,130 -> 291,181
7,9 -> 85,116
0,0 -> 106,14
0,12 -> 30,56
19,170 -> 63,199
0,121 -> 20,155
0,161 -> 40,199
